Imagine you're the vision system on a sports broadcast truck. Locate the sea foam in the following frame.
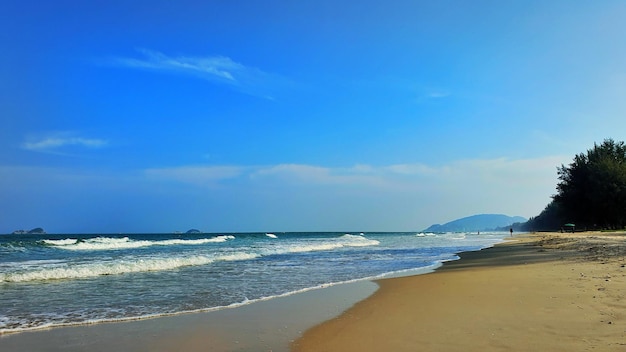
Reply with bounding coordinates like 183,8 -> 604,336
4,235 -> 380,282
261,234 -> 380,255
42,235 -> 235,251
0,252 -> 258,283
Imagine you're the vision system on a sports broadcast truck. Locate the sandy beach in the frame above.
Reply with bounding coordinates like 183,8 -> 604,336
2,232 -> 625,351
293,232 -> 626,351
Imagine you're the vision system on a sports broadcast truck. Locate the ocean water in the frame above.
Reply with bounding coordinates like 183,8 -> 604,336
0,231 -> 507,334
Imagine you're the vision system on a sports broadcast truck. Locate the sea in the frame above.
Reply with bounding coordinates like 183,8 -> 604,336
0,231 -> 508,334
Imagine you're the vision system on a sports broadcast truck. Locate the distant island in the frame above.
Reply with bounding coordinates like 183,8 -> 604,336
423,214 -> 526,233
186,229 -> 202,234
12,227 -> 47,235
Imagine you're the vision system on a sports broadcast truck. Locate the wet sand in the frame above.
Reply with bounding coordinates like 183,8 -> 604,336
0,281 -> 378,352
292,232 -> 626,351
3,232 -> 625,351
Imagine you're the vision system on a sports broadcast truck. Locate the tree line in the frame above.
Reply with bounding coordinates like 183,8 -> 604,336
522,138 -> 626,231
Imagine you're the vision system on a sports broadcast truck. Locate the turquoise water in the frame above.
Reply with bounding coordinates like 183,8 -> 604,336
0,231 -> 507,334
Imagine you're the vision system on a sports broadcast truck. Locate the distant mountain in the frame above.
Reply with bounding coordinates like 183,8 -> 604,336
12,227 -> 47,235
423,214 -> 526,232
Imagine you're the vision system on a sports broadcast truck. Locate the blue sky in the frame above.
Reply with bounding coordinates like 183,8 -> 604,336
2,1 -> 626,233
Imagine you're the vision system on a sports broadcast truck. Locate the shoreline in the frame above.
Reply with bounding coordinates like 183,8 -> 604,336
0,236 -> 499,352
292,231 -> 626,351
0,262 -> 445,342
5,232 -> 624,351
0,279 -> 378,352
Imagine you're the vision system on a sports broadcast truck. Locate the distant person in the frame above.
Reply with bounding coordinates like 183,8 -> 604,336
509,228 -> 513,237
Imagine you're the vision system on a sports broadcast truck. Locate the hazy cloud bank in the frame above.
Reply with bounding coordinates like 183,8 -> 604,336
0,156 -> 567,233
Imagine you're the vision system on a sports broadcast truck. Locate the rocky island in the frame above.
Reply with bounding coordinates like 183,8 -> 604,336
12,227 -> 47,235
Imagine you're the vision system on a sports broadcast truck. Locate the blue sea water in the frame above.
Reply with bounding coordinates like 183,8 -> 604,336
0,231 -> 507,334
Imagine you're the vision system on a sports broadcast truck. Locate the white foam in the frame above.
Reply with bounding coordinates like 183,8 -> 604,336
43,239 -> 79,246
2,234 -> 382,282
262,234 -> 380,255
42,235 -> 235,251
339,234 -> 380,247
157,235 -> 235,245
281,243 -> 344,253
265,233 -> 277,239
0,252 -> 258,283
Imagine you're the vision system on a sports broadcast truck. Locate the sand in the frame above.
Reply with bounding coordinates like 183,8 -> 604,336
292,232 -> 626,351
0,279 -> 378,352
3,232 -> 625,351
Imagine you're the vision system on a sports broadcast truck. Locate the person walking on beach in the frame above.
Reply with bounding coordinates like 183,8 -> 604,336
509,228 -> 513,237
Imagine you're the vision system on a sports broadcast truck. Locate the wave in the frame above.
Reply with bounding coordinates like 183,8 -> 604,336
42,235 -> 235,251
3,234 -> 381,283
0,258 -> 440,335
340,234 -> 380,247
262,234 -> 380,255
0,252 -> 258,283
415,232 -> 437,237
0,259 -> 67,271
265,233 -> 277,239
42,238 -> 77,246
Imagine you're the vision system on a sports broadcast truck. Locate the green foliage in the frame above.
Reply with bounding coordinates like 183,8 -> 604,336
552,139 -> 626,230
522,200 -> 564,231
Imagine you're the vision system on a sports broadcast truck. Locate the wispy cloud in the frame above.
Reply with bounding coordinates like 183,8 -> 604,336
22,132 -> 108,154
113,48 -> 282,99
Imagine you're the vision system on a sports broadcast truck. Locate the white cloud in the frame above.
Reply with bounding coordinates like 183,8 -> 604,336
118,48 -> 239,82
22,133 -> 108,153
113,49 -> 282,98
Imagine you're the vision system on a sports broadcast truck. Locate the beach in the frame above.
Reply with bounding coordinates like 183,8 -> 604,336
293,232 -> 626,351
0,278 -> 379,352
0,231 -> 504,351
1,231 -> 625,351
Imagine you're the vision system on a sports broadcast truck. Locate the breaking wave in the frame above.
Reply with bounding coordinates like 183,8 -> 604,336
0,252 -> 258,283
42,235 -> 235,251
2,234 -> 381,283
